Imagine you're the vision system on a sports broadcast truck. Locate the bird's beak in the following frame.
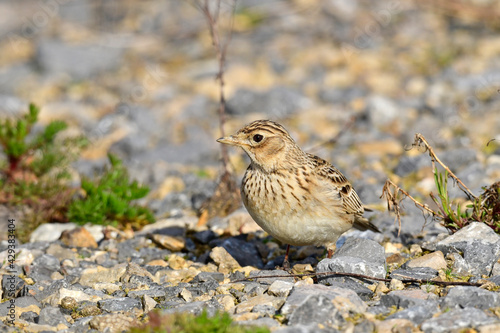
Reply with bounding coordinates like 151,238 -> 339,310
216,135 -> 241,146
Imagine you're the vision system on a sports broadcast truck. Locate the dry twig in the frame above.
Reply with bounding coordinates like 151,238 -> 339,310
235,271 -> 484,287
412,133 -> 477,200
195,0 -> 241,226
381,179 -> 442,236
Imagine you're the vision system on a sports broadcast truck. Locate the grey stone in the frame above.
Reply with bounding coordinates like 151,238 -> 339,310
440,286 -> 500,310
38,306 -> 69,326
33,280 -> 69,303
281,285 -> 366,317
387,303 -> 439,325
252,304 -> 277,316
316,237 -> 386,285
163,299 -> 223,317
324,280 -> 374,301
268,280 -> 294,298
2,275 -> 27,299
274,324 -> 339,333
421,308 -> 498,333
448,253 -> 471,276
30,223 -> 77,243
287,295 -> 345,328
0,296 -> 41,317
238,317 -> 281,328
390,267 -> 439,281
353,320 -> 376,333
98,297 -> 142,313
380,290 -> 438,309
243,282 -> 267,297
191,272 -> 224,283
248,270 -> 294,285
36,39 -> 124,80
19,311 -> 38,323
488,275 -> 500,285
127,286 -> 167,299
436,222 -> 500,276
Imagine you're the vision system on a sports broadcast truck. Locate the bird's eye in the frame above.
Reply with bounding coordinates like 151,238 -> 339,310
253,134 -> 263,142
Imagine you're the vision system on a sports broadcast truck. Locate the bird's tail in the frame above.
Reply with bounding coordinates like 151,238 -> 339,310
353,216 -> 380,233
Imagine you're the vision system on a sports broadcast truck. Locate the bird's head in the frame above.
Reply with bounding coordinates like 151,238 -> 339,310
217,120 -> 302,172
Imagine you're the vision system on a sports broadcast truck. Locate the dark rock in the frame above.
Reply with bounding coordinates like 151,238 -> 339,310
440,286 -> 500,310
436,222 -> 500,276
98,297 -> 142,313
387,303 -> 439,325
390,267 -> 439,281
420,308 -> 498,333
218,237 -> 264,268
193,230 -> 217,244
287,295 -> 345,328
380,290 -> 438,309
38,306 -> 69,326
317,237 -> 386,285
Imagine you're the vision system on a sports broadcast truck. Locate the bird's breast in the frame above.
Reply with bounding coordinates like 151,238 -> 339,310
241,168 -> 352,246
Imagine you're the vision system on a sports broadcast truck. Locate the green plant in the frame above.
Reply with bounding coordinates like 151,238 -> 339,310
431,168 -> 471,231
0,104 -> 88,241
431,168 -> 500,233
130,310 -> 270,333
382,133 -> 500,235
68,154 -> 154,228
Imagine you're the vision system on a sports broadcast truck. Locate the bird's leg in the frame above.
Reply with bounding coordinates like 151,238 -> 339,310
283,244 -> 291,270
327,243 -> 336,259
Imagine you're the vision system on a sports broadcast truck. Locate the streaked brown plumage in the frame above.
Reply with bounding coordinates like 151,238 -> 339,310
217,120 -> 379,268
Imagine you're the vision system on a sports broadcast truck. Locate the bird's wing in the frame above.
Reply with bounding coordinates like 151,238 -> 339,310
307,153 -> 364,216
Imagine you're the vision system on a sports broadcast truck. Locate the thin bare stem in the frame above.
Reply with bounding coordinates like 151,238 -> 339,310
198,0 -> 237,174
381,179 -> 443,236
235,271 -> 484,287
413,133 -> 477,200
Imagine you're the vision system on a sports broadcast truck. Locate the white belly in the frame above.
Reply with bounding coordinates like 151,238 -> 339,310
242,170 -> 353,247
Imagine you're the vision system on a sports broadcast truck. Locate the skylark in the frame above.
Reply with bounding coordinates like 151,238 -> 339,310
217,120 -> 379,268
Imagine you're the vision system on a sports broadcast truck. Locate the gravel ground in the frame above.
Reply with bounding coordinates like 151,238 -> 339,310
1,0 -> 500,332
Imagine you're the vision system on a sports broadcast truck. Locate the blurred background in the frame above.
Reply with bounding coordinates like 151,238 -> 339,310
0,0 -> 499,229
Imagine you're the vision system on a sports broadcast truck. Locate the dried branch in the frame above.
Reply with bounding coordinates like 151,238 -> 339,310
196,0 -> 236,174
195,0 -> 241,226
411,133 -> 477,200
235,271 -> 484,287
381,179 -> 442,236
